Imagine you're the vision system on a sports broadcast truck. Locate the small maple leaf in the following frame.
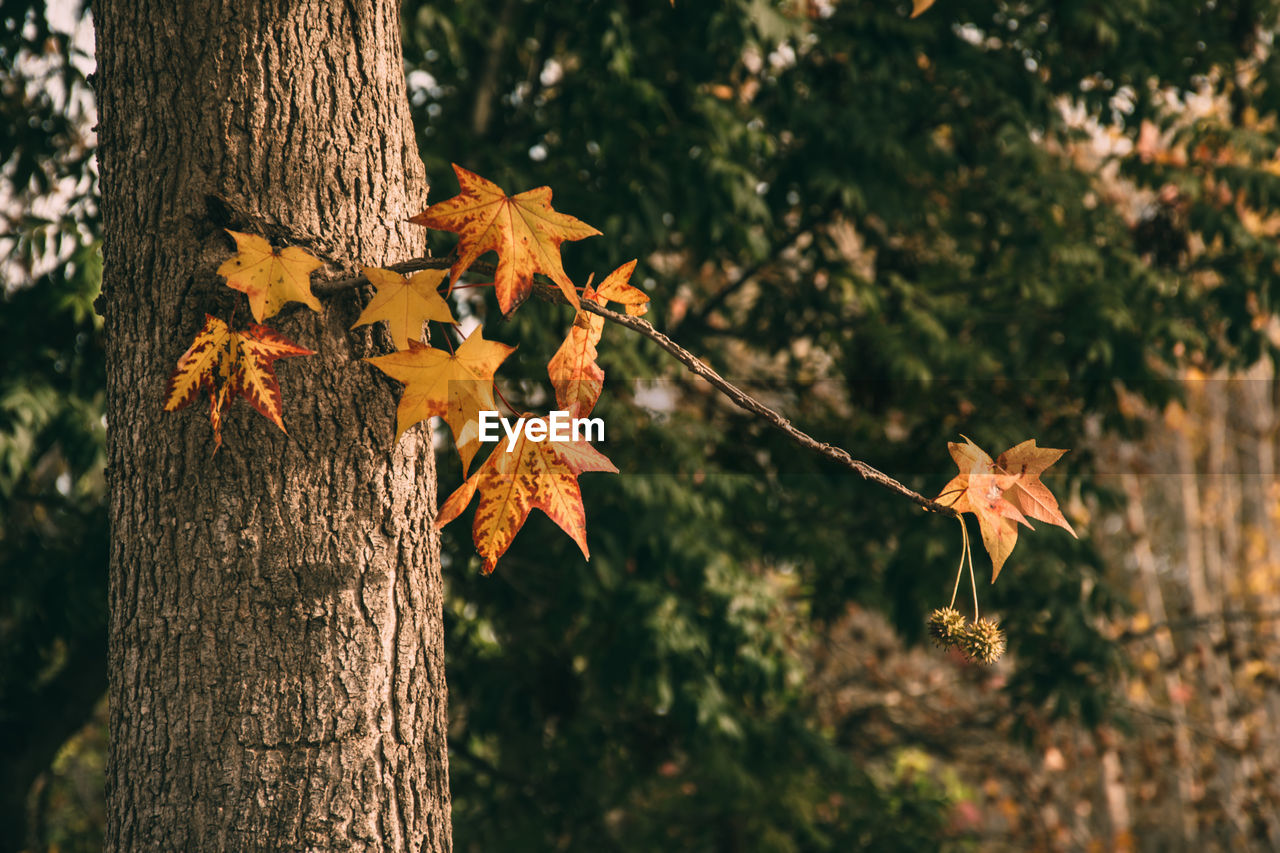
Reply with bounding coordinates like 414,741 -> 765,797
229,324 -> 316,432
364,328 -> 515,471
218,230 -> 323,322
547,284 -> 606,417
937,436 -> 1031,582
163,314 -> 233,414
436,423 -> 617,574
163,315 -> 313,450
995,439 -> 1077,538
351,267 -> 457,351
409,164 -> 601,316
593,259 -> 650,317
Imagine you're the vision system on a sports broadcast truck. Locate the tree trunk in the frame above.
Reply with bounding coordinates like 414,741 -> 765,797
94,1 -> 451,850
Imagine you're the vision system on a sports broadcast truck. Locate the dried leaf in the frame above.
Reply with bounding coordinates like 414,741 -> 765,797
937,436 -> 1030,582
410,164 -> 601,316
547,284 -> 605,417
217,230 -> 323,322
436,422 -> 617,573
995,439 -> 1077,537
351,267 -> 457,351
365,328 -> 514,471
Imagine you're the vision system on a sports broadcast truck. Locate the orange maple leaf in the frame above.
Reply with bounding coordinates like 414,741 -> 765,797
364,328 -> 515,471
937,436 -> 1031,582
547,284 -> 605,417
995,439 -> 1077,538
163,315 -> 313,450
410,164 -> 601,316
217,230 -> 323,322
350,267 -> 457,351
436,422 -> 617,573
593,259 -> 650,317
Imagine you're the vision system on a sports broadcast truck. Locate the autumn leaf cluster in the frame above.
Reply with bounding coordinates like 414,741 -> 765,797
937,436 -> 1076,581
162,231 -> 318,450
164,166 -> 649,573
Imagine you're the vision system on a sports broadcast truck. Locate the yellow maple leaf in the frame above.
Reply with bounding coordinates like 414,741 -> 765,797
436,424 -> 617,573
217,230 -> 323,322
410,164 -> 601,316
163,314 -> 232,414
593,259 -> 649,317
364,328 -> 515,471
351,267 -> 457,351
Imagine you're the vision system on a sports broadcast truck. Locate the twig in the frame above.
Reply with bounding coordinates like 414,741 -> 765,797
312,254 -> 477,295
316,260 -> 959,517
533,283 -> 958,517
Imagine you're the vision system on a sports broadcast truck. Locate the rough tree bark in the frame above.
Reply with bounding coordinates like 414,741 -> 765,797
94,1 -> 451,849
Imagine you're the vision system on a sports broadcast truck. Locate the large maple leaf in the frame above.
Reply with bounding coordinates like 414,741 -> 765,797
409,164 -> 601,316
351,267 -> 457,351
547,284 -> 605,417
436,424 -> 618,574
163,315 -> 313,450
217,230 -> 323,322
364,328 -> 514,471
937,436 -> 1031,582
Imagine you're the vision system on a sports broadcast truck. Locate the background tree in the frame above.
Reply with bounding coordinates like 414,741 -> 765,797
8,0 -> 1280,850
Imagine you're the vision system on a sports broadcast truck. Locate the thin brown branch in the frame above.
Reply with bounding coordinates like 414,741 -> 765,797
315,259 -> 958,518
313,254 -> 477,295
532,283 -> 958,518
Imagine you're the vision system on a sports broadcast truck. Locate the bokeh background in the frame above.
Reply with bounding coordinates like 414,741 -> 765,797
8,0 -> 1280,849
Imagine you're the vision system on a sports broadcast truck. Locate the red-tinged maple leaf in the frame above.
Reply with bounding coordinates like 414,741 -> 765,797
937,436 -> 1031,582
436,423 -> 617,574
547,284 -> 605,417
364,328 -> 515,471
163,315 -> 313,450
409,164 -> 601,316
995,439 -> 1077,538
217,230 -> 323,322
350,267 -> 456,351
593,259 -> 649,317
228,324 -> 315,432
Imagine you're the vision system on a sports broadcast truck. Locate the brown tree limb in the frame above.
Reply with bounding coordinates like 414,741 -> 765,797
318,261 -> 959,518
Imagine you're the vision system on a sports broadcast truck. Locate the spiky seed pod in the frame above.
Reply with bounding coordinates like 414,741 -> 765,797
927,607 -> 966,649
959,617 -> 1006,665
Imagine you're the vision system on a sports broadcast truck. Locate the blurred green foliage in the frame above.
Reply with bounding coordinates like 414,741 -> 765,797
2,0 -> 105,848
9,0 -> 1280,849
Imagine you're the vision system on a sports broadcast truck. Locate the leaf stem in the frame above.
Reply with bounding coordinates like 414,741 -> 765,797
949,516 -> 967,609
966,523 -> 979,621
492,383 -> 519,417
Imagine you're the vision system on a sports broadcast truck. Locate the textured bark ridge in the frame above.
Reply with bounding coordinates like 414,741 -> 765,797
95,1 -> 450,849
